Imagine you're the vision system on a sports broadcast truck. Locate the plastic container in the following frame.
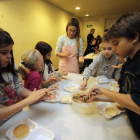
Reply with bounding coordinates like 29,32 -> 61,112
64,83 -> 79,93
97,102 -> 124,119
71,88 -> 96,114
6,118 -> 55,140
96,75 -> 109,84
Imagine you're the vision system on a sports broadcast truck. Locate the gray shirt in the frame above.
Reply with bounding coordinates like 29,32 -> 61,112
83,52 -> 121,79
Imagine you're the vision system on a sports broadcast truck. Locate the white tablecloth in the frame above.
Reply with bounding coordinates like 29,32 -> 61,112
0,73 -> 138,140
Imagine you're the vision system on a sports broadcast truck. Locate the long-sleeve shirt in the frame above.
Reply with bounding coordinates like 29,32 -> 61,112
83,52 -> 121,79
55,35 -> 83,56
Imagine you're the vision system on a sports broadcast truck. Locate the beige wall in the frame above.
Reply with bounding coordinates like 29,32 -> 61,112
0,0 -> 75,69
80,15 -> 120,52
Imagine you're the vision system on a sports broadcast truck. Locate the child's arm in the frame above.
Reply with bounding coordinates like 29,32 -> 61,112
0,88 -> 47,120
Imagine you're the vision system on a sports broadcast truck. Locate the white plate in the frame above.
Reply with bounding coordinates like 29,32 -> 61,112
6,118 -> 55,140
63,83 -> 79,93
27,127 -> 55,140
58,92 -> 71,104
6,118 -> 37,140
108,86 -> 119,92
97,102 -> 124,119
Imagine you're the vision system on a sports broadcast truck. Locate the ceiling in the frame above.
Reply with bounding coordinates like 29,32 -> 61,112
46,0 -> 140,20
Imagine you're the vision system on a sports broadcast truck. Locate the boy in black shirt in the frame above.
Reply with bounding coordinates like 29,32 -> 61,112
81,12 -> 140,139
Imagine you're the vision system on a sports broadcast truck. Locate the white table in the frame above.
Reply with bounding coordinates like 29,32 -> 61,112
0,73 -> 138,140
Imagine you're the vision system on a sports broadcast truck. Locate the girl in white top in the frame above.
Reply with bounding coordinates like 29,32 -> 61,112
55,18 -> 84,73
0,28 -> 47,126
35,41 -> 68,85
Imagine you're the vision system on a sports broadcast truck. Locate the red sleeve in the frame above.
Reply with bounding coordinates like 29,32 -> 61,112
28,74 -> 42,91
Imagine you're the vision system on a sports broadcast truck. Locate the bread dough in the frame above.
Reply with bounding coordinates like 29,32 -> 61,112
105,107 -> 118,117
51,84 -> 58,88
118,63 -> 123,67
60,95 -> 69,102
111,83 -> 119,87
13,124 -> 30,139
66,87 -> 75,91
115,102 -> 124,111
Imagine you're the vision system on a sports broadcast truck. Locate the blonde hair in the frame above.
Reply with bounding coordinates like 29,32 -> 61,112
18,49 -> 39,80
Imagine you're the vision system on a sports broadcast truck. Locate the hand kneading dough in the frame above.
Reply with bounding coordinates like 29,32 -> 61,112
105,107 -> 118,117
13,124 -> 30,139
60,95 -> 69,102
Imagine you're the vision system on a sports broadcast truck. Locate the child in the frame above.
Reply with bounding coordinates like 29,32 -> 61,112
35,41 -> 68,81
81,36 -> 121,89
82,12 -> 140,139
55,18 -> 84,74
18,49 -> 58,91
0,28 -> 47,125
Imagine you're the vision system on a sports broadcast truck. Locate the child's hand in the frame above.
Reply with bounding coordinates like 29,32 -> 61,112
42,92 -> 56,100
48,83 -> 59,91
112,65 -> 122,69
26,88 -> 47,104
116,57 -> 126,63
49,78 -> 58,84
80,81 -> 87,90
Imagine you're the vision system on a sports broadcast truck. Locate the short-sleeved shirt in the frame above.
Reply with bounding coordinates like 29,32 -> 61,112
24,70 -> 43,91
119,49 -> 140,138
55,35 -> 83,56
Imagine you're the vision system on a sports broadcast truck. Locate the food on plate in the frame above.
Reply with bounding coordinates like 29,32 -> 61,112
45,90 -> 50,96
45,92 -> 56,100
110,83 -> 119,87
118,63 -> 123,67
111,89 -> 118,92
51,84 -> 58,88
105,106 -> 118,117
13,124 -> 30,139
115,102 -> 125,111
66,86 -> 75,91
60,95 -> 69,102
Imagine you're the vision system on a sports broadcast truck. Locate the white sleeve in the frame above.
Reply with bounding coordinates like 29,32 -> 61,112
55,35 -> 65,55
43,64 -> 49,81
78,38 -> 83,56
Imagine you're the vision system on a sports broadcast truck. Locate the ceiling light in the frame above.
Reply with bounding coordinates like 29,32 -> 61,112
85,14 -> 89,16
75,7 -> 80,10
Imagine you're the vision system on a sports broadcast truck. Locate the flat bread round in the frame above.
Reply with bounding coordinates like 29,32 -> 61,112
111,83 -> 119,87
13,124 -> 30,139
105,107 -> 118,117
60,95 -> 69,102
115,102 -> 124,111
66,87 -> 75,91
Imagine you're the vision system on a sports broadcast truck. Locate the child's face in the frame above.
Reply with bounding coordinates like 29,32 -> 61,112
67,26 -> 77,39
102,42 -> 114,59
110,37 -> 135,59
0,44 -> 13,68
91,40 -> 96,45
45,51 -> 52,60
